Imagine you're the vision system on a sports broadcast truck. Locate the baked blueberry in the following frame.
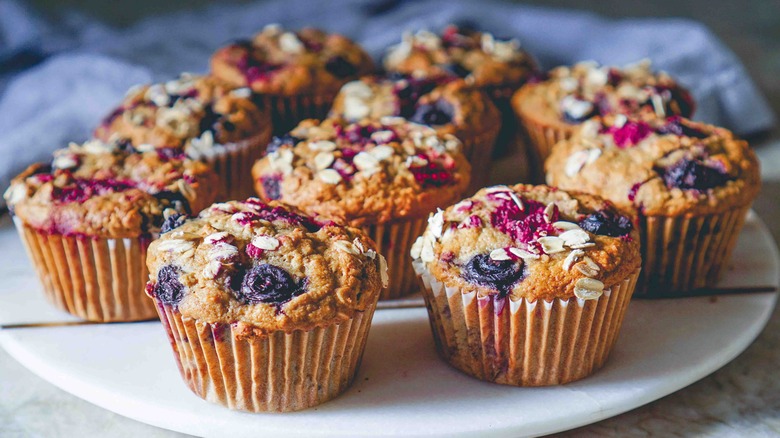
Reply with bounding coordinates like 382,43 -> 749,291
161,213 -> 187,234
411,100 -> 455,126
237,264 -> 305,305
154,265 -> 185,306
660,158 -> 730,191
461,253 -> 525,297
579,210 -> 633,237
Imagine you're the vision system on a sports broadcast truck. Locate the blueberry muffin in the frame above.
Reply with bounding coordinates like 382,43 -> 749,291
411,184 -> 641,386
513,59 -> 694,162
252,117 -> 471,299
146,198 -> 386,412
211,24 -> 374,133
330,75 -> 501,191
382,25 -> 537,159
95,73 -> 273,200
546,115 -> 760,294
4,139 -> 218,321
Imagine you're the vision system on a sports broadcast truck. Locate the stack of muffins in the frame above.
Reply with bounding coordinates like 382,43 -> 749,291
2,22 -> 761,412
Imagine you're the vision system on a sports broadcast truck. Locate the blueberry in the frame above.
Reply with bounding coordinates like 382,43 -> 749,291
579,210 -> 633,237
656,116 -> 708,139
154,265 -> 185,305
325,55 -> 358,78
461,253 -> 525,297
266,134 -> 301,154
411,100 -> 455,126
161,213 -> 187,234
237,264 -> 306,305
660,158 -> 730,191
260,175 -> 282,200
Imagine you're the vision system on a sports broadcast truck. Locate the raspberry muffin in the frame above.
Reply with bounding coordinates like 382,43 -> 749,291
252,117 -> 471,299
382,25 -> 537,159
95,73 -> 272,200
330,75 -> 501,191
146,199 -> 386,412
513,59 -> 694,162
411,184 -> 641,386
4,139 -> 218,321
546,115 -> 760,294
211,24 -> 374,133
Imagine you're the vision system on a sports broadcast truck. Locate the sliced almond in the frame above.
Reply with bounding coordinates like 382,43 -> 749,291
428,209 -> 445,240
508,247 -> 540,260
318,169 -> 342,184
308,140 -> 337,152
251,235 -> 280,250
313,152 -> 335,170
562,249 -> 585,271
574,277 -> 604,300
553,221 -> 581,231
559,229 -> 590,247
576,256 -> 600,277
538,236 -> 565,254
489,248 -> 511,261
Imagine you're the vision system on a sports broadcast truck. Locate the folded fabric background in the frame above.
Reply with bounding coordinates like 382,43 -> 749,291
0,0 -> 775,207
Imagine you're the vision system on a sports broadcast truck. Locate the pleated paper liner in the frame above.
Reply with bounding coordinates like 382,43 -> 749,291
154,299 -> 377,412
204,128 -> 272,201
637,204 -> 752,296
459,124 -> 501,194
362,217 -> 428,301
252,93 -> 334,135
12,218 -> 157,322
415,261 -> 640,386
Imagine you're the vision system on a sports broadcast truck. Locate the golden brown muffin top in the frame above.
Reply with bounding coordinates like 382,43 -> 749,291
513,60 -> 694,129
411,184 -> 641,302
146,199 -> 386,336
4,139 -> 219,238
94,74 -> 271,160
210,25 -> 374,96
329,75 -> 500,139
545,115 -> 760,216
382,25 -> 537,90
252,117 -> 471,226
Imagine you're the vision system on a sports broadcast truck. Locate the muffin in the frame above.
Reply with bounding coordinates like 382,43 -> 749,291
95,73 -> 273,200
545,115 -> 760,294
252,117 -> 471,300
382,25 -> 537,160
146,198 -> 386,412
211,24 -> 374,133
4,139 -> 218,321
411,184 -> 641,386
513,59 -> 695,163
330,75 -> 501,191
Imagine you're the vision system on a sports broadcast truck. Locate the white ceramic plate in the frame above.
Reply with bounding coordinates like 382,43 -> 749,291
0,212 -> 777,438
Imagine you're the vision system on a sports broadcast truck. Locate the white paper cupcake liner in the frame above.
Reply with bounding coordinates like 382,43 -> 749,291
414,260 -> 640,386
362,217 -> 428,300
637,204 -> 752,295
201,129 -> 272,201
13,217 -> 157,322
155,299 -> 377,412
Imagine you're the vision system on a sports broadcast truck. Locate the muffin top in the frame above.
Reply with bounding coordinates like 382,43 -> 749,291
411,184 -> 641,302
4,139 -> 218,238
513,60 -> 694,128
329,75 -> 501,138
252,117 -> 471,226
382,25 -> 537,90
545,115 -> 760,216
94,74 -> 271,160
146,198 -> 387,335
210,24 -> 374,96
